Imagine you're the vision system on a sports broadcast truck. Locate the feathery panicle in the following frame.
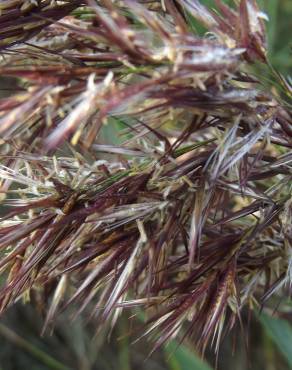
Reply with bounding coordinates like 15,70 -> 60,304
0,0 -> 291,356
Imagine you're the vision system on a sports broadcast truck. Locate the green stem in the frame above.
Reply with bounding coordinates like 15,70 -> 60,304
0,323 -> 71,370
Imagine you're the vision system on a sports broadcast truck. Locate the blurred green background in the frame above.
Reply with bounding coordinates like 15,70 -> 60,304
0,0 -> 291,369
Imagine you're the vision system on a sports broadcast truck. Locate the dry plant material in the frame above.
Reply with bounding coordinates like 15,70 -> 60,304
0,0 -> 291,355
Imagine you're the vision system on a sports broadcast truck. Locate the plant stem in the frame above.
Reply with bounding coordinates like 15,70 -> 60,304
0,323 -> 71,370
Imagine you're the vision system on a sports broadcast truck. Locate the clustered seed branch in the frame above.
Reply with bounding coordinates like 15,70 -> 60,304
0,0 -> 291,354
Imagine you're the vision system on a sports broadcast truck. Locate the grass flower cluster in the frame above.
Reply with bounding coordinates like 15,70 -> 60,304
0,0 -> 291,356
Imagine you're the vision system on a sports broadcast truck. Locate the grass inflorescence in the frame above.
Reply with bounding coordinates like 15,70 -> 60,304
0,0 -> 291,356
